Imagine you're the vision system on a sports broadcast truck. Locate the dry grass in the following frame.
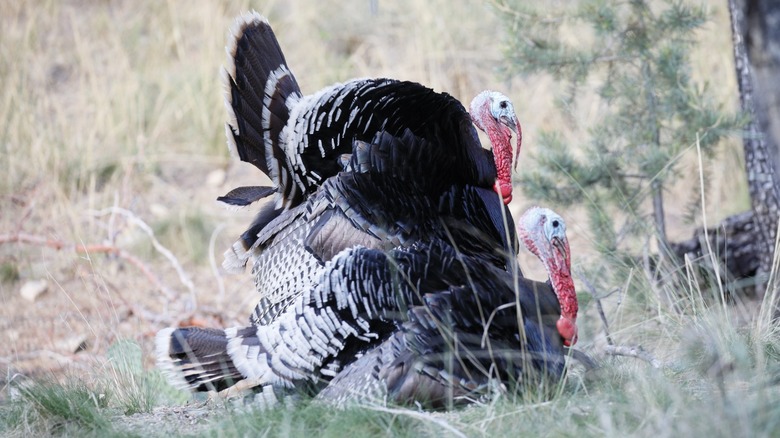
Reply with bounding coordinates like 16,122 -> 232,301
0,0 -> 769,436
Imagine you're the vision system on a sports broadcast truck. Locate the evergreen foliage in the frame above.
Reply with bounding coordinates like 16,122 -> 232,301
495,0 -> 741,264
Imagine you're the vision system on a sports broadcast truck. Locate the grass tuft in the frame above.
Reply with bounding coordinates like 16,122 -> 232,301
103,339 -> 188,415
212,401 -> 442,438
4,378 -> 112,436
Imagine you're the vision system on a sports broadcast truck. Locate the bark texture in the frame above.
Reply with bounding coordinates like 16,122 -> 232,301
671,1 -> 780,300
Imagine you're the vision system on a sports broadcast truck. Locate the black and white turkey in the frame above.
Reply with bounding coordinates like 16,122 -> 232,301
153,12 -> 574,404
212,12 -> 526,330
218,11 -> 522,269
315,207 -> 575,408
156,205 -> 577,406
230,128 -> 523,328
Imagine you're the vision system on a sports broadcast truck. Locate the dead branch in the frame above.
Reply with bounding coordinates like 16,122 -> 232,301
567,348 -> 599,371
90,207 -> 196,310
575,269 -> 614,345
0,232 -> 175,300
604,344 -> 662,369
208,223 -> 227,307
0,350 -> 76,365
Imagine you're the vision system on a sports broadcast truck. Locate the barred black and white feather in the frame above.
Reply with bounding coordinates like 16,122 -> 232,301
315,256 -> 566,408
230,129 -> 520,327
154,327 -> 242,392
157,240 -> 565,399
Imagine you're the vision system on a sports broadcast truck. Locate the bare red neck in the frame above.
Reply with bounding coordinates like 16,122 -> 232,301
547,257 -> 578,346
470,92 -> 517,205
518,208 -> 579,346
485,122 -> 514,204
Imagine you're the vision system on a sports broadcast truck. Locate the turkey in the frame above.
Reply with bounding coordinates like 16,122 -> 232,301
154,11 -> 541,399
517,207 -> 578,346
156,128 -> 525,393
219,11 -> 522,265
155,204 -> 578,403
314,207 -> 575,408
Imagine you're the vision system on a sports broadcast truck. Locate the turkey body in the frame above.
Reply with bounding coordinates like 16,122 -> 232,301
314,207 -> 575,408
220,12 -> 520,267
158,238 -> 566,402
243,129 -> 520,326
315,248 -> 566,409
220,10 -> 523,333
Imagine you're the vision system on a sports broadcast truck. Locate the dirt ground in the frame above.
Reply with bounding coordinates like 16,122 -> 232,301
0,158 -> 259,384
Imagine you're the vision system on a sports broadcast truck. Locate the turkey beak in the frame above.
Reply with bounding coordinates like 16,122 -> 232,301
552,236 -> 568,264
500,115 -> 522,171
499,115 -> 517,134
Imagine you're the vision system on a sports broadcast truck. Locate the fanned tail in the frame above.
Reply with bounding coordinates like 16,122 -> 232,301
223,11 -> 303,205
155,327 -> 244,392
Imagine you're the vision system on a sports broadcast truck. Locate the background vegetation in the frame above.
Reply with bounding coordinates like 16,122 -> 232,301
1,0 -> 777,436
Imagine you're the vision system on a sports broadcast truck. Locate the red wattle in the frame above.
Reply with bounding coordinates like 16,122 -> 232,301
493,180 -> 513,204
499,183 -> 512,198
557,317 -> 578,347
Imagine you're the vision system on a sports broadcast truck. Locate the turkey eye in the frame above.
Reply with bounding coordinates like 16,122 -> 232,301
499,101 -> 508,109
552,220 -> 559,228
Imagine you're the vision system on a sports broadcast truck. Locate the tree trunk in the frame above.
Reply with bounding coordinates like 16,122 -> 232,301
742,0 -> 780,181
670,211 -> 759,295
727,0 -> 780,299
671,1 -> 780,303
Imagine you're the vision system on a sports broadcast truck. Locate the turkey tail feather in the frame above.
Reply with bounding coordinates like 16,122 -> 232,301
223,11 -> 302,201
155,327 -> 244,392
217,185 -> 276,207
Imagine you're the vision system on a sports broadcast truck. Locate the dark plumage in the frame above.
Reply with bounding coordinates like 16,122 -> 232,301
155,129 -> 575,399
219,12 -> 521,267
315,208 -> 576,408
157,215 -> 572,406
242,128 -> 522,327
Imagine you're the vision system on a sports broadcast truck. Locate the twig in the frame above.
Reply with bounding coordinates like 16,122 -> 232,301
604,344 -> 662,369
208,223 -> 227,308
567,348 -> 599,371
0,350 -> 76,365
90,207 -> 196,310
575,269 -> 614,345
618,268 -> 633,308
0,232 -> 175,300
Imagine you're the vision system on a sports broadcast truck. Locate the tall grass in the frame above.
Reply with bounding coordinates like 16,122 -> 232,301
6,288 -> 778,437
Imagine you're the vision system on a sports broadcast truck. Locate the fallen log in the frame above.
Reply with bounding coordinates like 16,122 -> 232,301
668,210 -> 761,295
